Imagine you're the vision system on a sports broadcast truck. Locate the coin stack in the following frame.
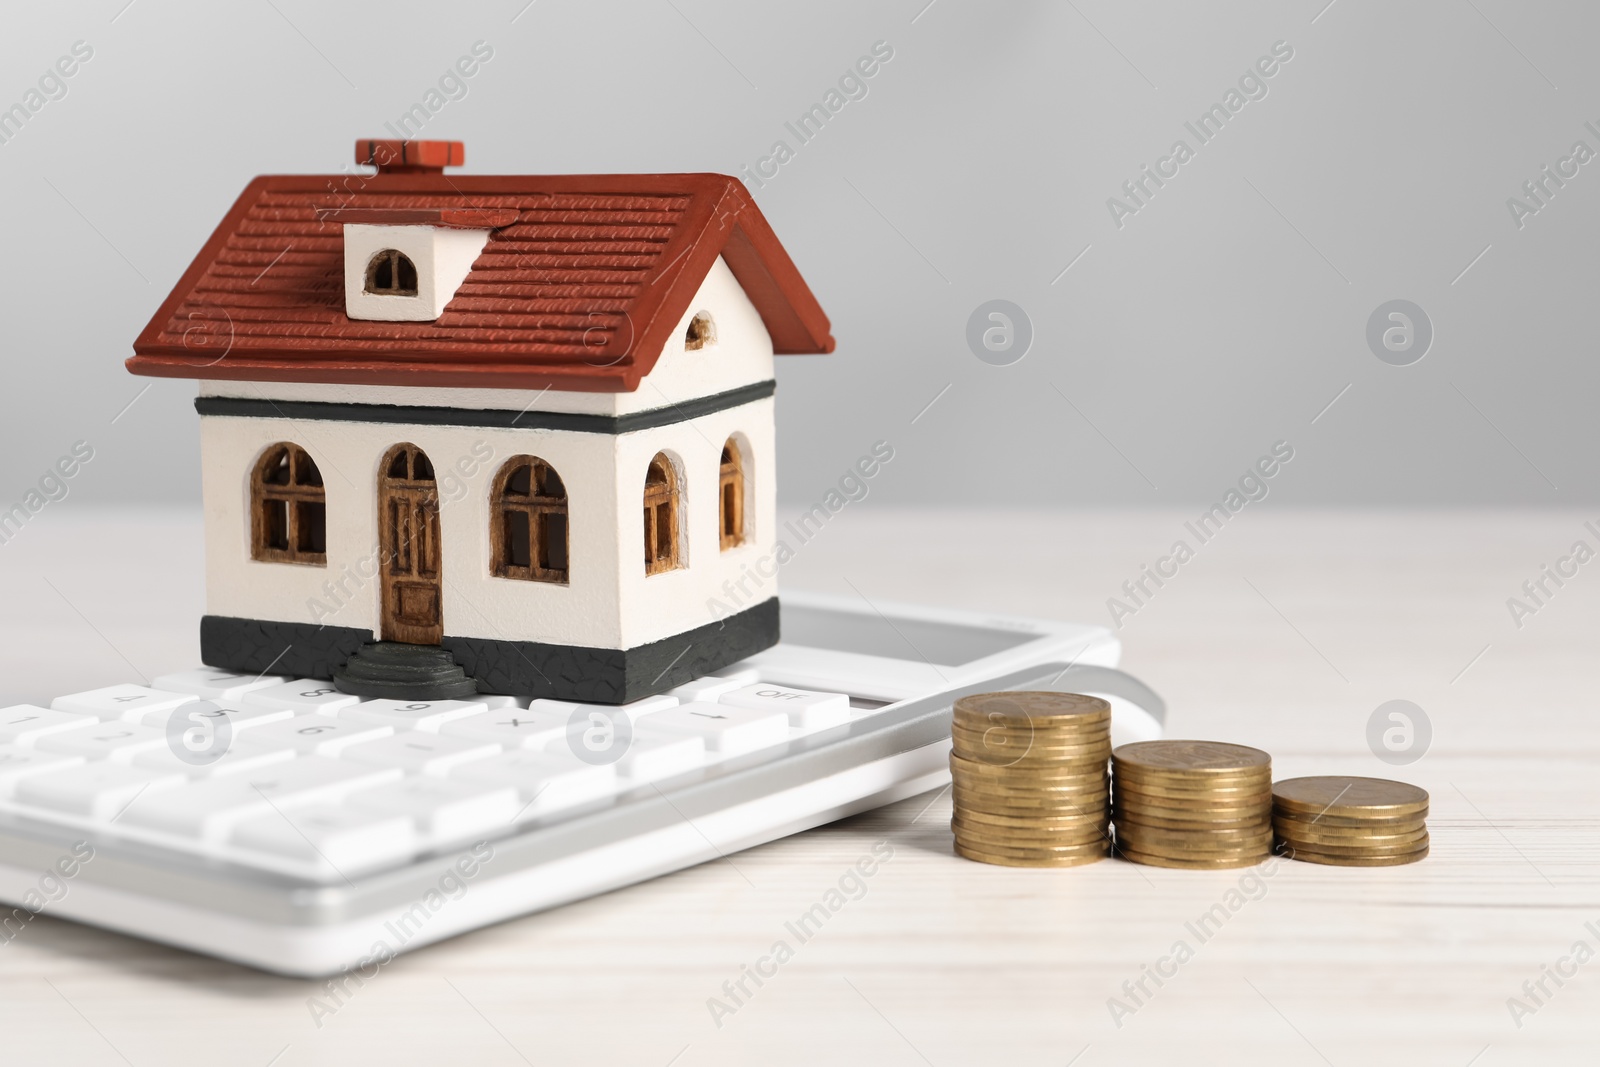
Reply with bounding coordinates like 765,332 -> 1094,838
1273,776 -> 1430,866
1111,741 -> 1274,869
949,692 -> 1112,868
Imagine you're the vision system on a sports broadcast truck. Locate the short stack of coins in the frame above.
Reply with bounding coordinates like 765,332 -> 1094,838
1111,741 -> 1274,869
949,692 -> 1112,868
1273,776 -> 1430,866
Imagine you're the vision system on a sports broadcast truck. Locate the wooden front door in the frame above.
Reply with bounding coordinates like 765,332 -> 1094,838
379,443 -> 443,645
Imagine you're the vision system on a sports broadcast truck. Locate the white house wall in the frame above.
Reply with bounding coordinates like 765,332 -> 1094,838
197,256 -> 776,417
613,395 -> 776,649
198,395 -> 775,652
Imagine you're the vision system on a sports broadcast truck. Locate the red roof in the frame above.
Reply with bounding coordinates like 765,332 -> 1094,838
127,169 -> 834,392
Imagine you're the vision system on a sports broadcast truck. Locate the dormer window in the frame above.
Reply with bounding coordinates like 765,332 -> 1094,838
365,249 -> 418,296
684,312 -> 716,351
327,214 -> 507,323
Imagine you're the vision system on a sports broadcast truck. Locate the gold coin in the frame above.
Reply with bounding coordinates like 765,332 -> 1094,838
1114,759 -> 1271,779
950,753 -> 1107,781
1113,846 -> 1270,870
1110,809 -> 1271,831
1115,759 -> 1270,777
954,812 -> 1107,835
956,772 -> 1106,792
960,794 -> 1108,814
952,730 -> 1109,753
953,751 -> 1107,767
955,770 -> 1108,792
955,832 -> 1108,851
1114,784 -> 1272,807
954,807 -> 1110,829
1114,806 -> 1271,827
1275,830 -> 1430,856
955,777 -> 1108,797
959,788 -> 1108,808
954,799 -> 1108,819
953,793 -> 1107,819
1115,781 -> 1270,802
952,691 -> 1111,727
1120,825 -> 1267,844
952,717 -> 1110,739
1279,844 -> 1429,867
1272,808 -> 1427,832
1114,793 -> 1271,816
952,744 -> 1111,766
1120,825 -> 1267,851
1114,771 -> 1271,792
1273,821 -> 1428,845
954,776 -> 1109,799
1115,829 -> 1274,854
953,824 -> 1107,850
952,732 -> 1111,760
954,841 -> 1109,868
951,714 -> 1110,738
1115,823 -> 1271,846
953,833 -> 1111,857
1113,740 -> 1271,775
957,783 -> 1109,800
1272,776 -> 1429,818
1113,774 -> 1272,797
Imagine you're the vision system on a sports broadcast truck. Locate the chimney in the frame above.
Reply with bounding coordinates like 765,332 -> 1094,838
356,139 -> 464,175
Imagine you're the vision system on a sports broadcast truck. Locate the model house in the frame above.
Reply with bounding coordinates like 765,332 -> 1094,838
126,139 -> 834,703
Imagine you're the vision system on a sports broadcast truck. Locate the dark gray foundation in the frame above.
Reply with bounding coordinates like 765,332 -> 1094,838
199,598 -> 779,705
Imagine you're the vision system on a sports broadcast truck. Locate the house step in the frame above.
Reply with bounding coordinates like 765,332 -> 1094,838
332,642 -> 479,701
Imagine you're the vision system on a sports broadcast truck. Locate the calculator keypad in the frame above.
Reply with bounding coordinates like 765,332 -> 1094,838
0,670 -> 862,879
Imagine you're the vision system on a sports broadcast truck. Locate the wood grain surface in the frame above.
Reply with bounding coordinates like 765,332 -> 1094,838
0,507 -> 1593,1066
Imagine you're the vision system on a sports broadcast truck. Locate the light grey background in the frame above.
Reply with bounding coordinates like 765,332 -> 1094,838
0,0 -> 1593,508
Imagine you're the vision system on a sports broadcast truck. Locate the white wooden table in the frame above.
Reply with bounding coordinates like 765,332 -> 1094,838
0,507 -> 1593,1065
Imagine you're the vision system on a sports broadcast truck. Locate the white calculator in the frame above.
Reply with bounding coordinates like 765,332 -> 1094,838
0,592 -> 1163,976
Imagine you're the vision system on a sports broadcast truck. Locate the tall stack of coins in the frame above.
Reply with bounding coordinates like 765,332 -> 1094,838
1111,741 -> 1273,869
949,692 -> 1112,868
1273,776 -> 1430,866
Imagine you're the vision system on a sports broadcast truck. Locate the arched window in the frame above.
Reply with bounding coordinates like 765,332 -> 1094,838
491,457 -> 569,583
365,249 -> 418,295
719,438 -> 744,550
251,443 -> 326,565
684,311 -> 716,351
643,452 -> 681,575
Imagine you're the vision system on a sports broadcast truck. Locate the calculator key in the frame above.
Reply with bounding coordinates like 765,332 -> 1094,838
51,685 -> 195,723
138,700 -> 296,733
635,702 -> 789,755
119,757 -> 403,841
150,668 -> 291,700
0,705 -> 98,746
0,747 -> 87,797
344,698 -> 487,733
341,732 -> 502,776
615,694 -> 681,721
242,680 -> 364,715
614,733 -> 706,782
131,742 -> 297,779
239,716 -> 395,757
668,671 -> 759,703
440,708 -> 570,750
453,750 -> 615,817
476,694 -> 530,710
229,805 -> 416,872
346,777 -> 520,841
17,764 -> 187,821
718,684 -> 850,730
37,723 -> 170,763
